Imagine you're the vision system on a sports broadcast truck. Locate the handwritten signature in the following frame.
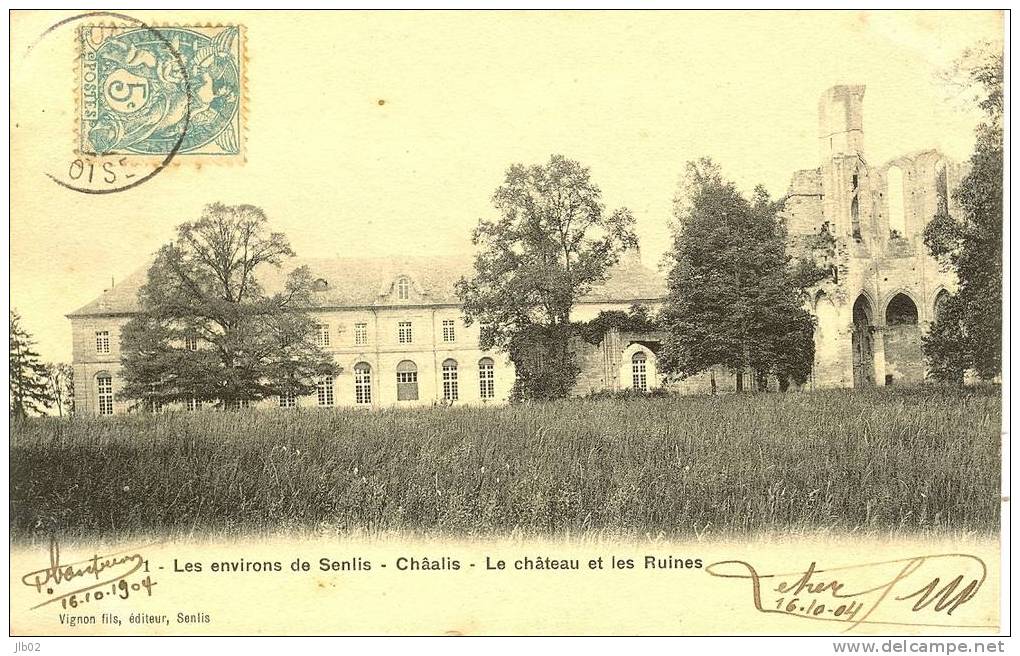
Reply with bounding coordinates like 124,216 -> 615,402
706,553 -> 994,631
20,536 -> 157,610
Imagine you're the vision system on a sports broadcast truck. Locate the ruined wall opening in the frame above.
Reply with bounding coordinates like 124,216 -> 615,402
851,295 -> 875,388
886,293 -> 919,325
883,293 -> 924,386
935,165 -> 949,217
887,166 -> 906,237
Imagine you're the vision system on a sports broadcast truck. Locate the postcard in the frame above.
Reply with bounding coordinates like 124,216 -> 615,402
8,8 -> 1008,646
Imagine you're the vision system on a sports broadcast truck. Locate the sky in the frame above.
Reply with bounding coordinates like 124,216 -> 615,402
10,10 -> 1004,364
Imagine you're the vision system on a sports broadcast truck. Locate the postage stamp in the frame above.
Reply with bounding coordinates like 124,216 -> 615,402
77,24 -> 244,159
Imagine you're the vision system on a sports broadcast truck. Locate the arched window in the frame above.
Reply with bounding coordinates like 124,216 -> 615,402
96,373 -> 114,415
887,166 -> 906,237
396,277 -> 410,300
479,357 -> 495,400
442,359 -> 459,401
632,352 -> 648,391
354,362 -> 372,405
886,293 -> 918,325
396,360 -> 419,401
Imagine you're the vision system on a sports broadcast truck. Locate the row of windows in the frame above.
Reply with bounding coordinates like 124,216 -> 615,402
314,319 -> 458,347
93,358 -> 498,415
96,317 -> 463,355
313,358 -> 496,406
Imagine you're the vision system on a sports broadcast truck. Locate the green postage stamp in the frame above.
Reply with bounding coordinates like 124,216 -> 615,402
78,25 -> 244,159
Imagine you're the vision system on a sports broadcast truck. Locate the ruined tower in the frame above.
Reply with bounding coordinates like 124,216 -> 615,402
785,84 -> 961,390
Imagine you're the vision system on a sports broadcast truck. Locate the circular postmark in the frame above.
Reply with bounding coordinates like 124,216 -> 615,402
21,12 -> 192,194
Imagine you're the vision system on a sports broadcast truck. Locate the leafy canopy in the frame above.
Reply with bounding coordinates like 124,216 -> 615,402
658,159 -> 816,389
457,154 -> 638,350
923,44 -> 1003,381
120,203 -> 338,409
456,155 -> 638,400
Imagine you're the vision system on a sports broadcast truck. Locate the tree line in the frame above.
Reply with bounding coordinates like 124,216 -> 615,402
9,311 -> 74,418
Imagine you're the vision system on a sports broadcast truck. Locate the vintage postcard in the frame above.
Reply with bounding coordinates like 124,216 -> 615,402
7,8 -> 1008,649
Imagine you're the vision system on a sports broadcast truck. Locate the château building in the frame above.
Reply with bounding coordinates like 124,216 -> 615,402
67,255 -> 666,414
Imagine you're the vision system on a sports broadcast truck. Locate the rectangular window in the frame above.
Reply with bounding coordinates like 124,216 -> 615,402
185,397 -> 200,412
185,335 -> 198,351
317,377 -> 334,407
97,375 -> 113,415
316,324 -> 331,347
398,321 -> 413,344
279,391 -> 297,408
95,330 -> 110,354
442,319 -> 456,342
354,322 -> 368,346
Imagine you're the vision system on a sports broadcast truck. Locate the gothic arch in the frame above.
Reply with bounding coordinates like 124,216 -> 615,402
882,292 -> 925,386
852,290 -> 878,326
881,289 -> 921,325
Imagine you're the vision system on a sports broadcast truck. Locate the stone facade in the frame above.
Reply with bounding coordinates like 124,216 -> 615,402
68,255 -> 665,414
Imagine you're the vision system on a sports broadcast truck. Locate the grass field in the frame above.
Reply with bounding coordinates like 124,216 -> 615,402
9,387 -> 1001,542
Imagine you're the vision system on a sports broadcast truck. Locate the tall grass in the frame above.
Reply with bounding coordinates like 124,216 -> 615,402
9,387 -> 1000,541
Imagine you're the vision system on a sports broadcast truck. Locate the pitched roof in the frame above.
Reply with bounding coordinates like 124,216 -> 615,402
67,254 -> 666,317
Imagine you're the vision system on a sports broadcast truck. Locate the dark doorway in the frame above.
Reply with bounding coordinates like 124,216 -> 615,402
852,295 -> 875,388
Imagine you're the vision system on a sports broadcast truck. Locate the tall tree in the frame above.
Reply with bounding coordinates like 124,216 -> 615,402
120,203 -> 339,409
923,44 -> 1003,382
9,310 -> 55,418
658,159 -> 817,391
456,154 -> 638,399
45,363 -> 74,417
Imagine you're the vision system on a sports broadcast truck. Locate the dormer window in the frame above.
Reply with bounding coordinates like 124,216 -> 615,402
396,277 -> 410,300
